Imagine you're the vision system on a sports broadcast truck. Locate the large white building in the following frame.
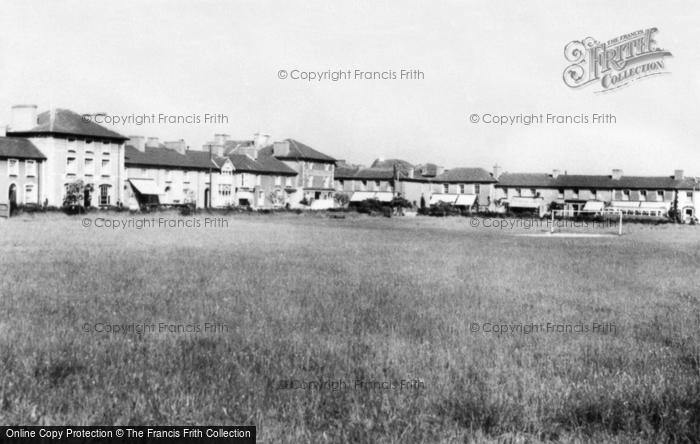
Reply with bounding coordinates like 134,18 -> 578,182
5,105 -> 127,207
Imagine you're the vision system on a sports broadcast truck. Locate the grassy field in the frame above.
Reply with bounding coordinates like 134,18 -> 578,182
1,212 -> 699,443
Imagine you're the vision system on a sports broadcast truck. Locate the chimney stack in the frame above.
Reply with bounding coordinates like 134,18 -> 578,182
204,142 -> 224,157
253,132 -> 270,148
128,135 -> 146,152
214,134 -> 229,146
435,165 -> 445,176
273,140 -> 290,157
612,169 -> 623,180
493,164 -> 503,179
552,169 -> 560,179
146,137 -> 160,148
10,104 -> 38,132
674,169 -> 684,180
164,139 -> 187,155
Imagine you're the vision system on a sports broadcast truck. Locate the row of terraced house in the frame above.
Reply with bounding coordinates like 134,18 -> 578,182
0,104 -> 698,222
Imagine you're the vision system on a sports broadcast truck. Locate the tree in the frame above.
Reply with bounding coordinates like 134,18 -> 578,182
63,180 -> 92,214
334,192 -> 350,207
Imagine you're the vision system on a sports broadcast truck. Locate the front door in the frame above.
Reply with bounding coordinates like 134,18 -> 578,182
204,188 -> 210,208
8,184 -> 17,215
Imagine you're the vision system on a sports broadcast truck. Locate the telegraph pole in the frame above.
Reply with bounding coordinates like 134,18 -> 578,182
208,144 -> 213,208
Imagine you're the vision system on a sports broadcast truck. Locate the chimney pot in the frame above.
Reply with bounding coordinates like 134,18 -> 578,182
674,169 -> 684,180
612,169 -> 623,180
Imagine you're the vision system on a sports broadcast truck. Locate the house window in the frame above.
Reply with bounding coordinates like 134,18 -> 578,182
529,188 -> 536,196
515,188 -> 522,197
657,190 -> 664,201
361,180 -> 367,191
99,184 -> 111,206
590,189 -> 597,199
475,184 -> 481,194
306,176 -> 313,188
275,176 -> 282,186
324,163 -> 330,171
25,160 -> 37,177
640,190 -> 647,201
66,157 -> 77,174
285,176 -> 293,187
557,189 -> 564,198
338,179 -> 344,189
572,188 -> 579,199
218,184 -> 231,196
374,180 -> 381,190
165,170 -> 172,182
8,159 -> 19,176
308,162 -> 314,170
623,189 -> 630,200
687,191 -> 693,198
459,184 -> 465,194
183,171 -> 190,183
101,159 -> 110,175
84,158 -> 94,175
443,184 -> 449,193
24,184 -> 37,204
502,187 -> 508,196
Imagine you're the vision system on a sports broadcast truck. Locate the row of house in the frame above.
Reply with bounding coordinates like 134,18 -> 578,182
0,105 -> 336,214
335,160 -> 699,221
0,104 -> 698,221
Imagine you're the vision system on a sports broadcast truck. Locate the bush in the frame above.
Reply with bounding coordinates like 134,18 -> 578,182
428,202 -> 461,217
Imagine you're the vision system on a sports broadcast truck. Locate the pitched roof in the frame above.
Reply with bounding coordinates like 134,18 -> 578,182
255,155 -> 298,175
497,173 -> 556,187
9,109 -> 127,141
497,172 -> 697,190
371,158 -> 414,172
0,137 -> 46,159
434,167 -> 497,183
125,145 -> 215,170
227,153 -> 297,175
258,139 -> 335,162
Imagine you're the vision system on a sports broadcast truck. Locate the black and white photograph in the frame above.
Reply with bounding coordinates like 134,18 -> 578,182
0,1 -> 699,443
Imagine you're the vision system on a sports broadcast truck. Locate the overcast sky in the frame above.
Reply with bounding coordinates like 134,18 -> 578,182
1,0 -> 698,176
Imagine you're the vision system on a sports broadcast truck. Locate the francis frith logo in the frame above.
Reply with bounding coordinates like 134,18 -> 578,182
563,28 -> 672,92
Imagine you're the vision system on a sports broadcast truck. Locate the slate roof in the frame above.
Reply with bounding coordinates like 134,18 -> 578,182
125,145 -> 297,175
227,153 -> 296,175
335,166 -> 408,180
371,158 -> 414,172
434,167 -> 497,183
496,173 -> 557,187
125,145 -> 216,170
0,137 -> 46,160
8,109 -> 127,141
258,139 -> 335,162
497,172 -> 697,190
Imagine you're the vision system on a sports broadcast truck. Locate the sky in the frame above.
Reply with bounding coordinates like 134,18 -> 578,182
1,0 -> 698,176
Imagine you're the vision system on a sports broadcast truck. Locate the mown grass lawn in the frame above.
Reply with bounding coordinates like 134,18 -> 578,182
1,212 -> 699,443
